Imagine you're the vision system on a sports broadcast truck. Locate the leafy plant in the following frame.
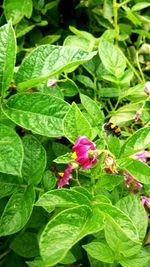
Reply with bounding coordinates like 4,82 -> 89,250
0,1 -> 150,267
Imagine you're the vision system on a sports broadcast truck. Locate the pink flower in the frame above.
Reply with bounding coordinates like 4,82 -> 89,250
144,82 -> 150,95
133,150 -> 150,163
141,196 -> 150,208
72,136 -> 98,169
57,164 -> 73,187
124,171 -> 143,192
133,109 -> 142,122
47,79 -> 57,87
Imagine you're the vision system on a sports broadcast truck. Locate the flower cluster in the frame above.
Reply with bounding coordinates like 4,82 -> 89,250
58,136 -> 99,187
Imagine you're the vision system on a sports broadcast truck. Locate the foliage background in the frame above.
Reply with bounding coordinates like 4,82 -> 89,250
0,0 -> 150,267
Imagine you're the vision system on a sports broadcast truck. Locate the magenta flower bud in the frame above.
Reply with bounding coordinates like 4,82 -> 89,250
124,171 -> 143,192
144,82 -> 150,95
133,150 -> 150,163
47,79 -> 57,87
141,196 -> 150,208
57,163 -> 73,188
72,136 -> 98,169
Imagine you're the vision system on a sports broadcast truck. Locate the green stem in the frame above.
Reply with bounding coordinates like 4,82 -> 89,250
0,249 -> 11,260
136,52 -> 145,82
113,0 -> 119,40
126,57 -> 143,83
118,0 -> 132,7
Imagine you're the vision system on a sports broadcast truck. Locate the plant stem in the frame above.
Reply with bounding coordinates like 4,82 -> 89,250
118,0 -> 132,8
126,57 -> 143,83
0,249 -> 11,260
136,51 -> 145,82
113,0 -> 119,41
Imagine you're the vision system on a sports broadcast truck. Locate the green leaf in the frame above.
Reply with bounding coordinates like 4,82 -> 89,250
0,186 -> 35,236
131,2 -> 150,12
80,94 -> 104,126
53,152 -> 75,164
116,195 -> 148,241
4,0 -> 33,24
120,127 -> 150,158
2,93 -> 70,137
96,174 -> 124,191
0,21 -> 16,96
119,248 -> 150,267
16,19 -> 35,38
98,203 -> 141,257
42,170 -> 57,191
26,258 -> 44,267
36,188 -> 91,211
124,158 -> 150,184
10,232 -> 39,258
83,241 -> 114,263
106,135 -> 121,158
0,173 -> 20,199
15,45 -> 96,90
22,135 -> 47,185
63,102 -> 92,143
0,124 -> 23,176
110,103 -> 142,126
98,38 -> 126,77
40,205 -> 104,266
104,215 -> 141,258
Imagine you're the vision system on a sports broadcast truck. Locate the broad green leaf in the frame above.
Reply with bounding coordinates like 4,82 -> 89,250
16,19 -> 35,38
124,159 -> 150,184
10,232 -> 39,258
120,127 -> 150,158
4,0 -> 33,24
83,241 -> 114,263
0,21 -> 16,96
116,195 -> 148,241
98,38 -> 126,77
22,135 -> 47,185
63,102 -> 92,143
2,93 -> 70,137
40,205 -> 104,266
0,173 -> 20,199
96,174 -> 124,191
131,2 -> 150,12
98,203 -> 140,244
26,258 -> 44,267
110,103 -> 142,126
76,75 -> 94,88
104,215 -> 141,258
42,170 -> 57,191
0,124 -> 23,176
119,248 -> 150,267
106,135 -> 121,158
53,152 -> 75,164
15,45 -> 96,90
0,186 -> 35,236
80,94 -> 104,126
36,188 -> 91,211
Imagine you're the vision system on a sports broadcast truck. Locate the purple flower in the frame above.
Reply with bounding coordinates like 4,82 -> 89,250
144,82 -> 150,95
141,196 -> 150,208
47,79 -> 57,87
72,136 -> 98,169
57,164 -> 73,187
133,150 -> 150,163
124,171 -> 143,192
